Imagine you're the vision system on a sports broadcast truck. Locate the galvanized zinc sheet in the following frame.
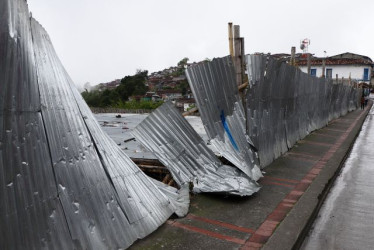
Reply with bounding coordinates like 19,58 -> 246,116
0,1 -> 73,249
0,0 -> 40,112
1,1 -> 189,249
31,16 -> 188,248
186,57 -> 262,181
0,112 -> 74,250
246,54 -> 359,168
132,102 -> 260,196
70,68 -> 189,220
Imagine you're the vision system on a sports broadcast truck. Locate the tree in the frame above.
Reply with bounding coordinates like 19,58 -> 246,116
81,90 -> 101,107
99,89 -> 120,107
117,70 -> 148,101
177,57 -> 189,68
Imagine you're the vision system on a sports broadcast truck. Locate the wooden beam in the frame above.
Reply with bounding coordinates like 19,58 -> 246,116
182,107 -> 198,117
233,25 -> 242,85
162,174 -> 171,184
228,23 -> 234,57
240,37 -> 248,84
290,47 -> 296,66
238,82 -> 249,91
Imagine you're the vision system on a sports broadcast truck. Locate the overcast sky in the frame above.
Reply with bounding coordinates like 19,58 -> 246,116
27,0 -> 374,87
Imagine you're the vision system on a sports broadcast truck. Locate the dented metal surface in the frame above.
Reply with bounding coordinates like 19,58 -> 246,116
0,0 -> 40,113
186,57 -> 263,181
246,54 -> 359,168
0,1 -> 188,249
0,1 -> 73,249
132,102 -> 260,196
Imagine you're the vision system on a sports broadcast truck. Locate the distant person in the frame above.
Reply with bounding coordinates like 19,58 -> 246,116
365,95 -> 369,107
361,96 -> 365,110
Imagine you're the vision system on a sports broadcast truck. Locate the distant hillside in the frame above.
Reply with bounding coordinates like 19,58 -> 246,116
81,57 -> 199,110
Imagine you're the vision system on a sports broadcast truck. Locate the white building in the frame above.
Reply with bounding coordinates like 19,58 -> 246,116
298,53 -> 373,84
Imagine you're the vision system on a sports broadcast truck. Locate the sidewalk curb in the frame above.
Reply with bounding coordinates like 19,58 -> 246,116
261,104 -> 372,250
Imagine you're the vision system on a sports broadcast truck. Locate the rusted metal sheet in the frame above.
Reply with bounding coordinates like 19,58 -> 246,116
132,102 -> 260,196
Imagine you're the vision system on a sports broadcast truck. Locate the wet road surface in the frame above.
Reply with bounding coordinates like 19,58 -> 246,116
301,104 -> 374,250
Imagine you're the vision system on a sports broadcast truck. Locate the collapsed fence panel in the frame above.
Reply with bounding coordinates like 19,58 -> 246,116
0,1 -> 188,249
246,54 -> 359,168
185,57 -> 262,181
132,102 -> 260,196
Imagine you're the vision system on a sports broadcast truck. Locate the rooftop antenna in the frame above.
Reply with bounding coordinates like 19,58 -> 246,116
300,38 -> 310,54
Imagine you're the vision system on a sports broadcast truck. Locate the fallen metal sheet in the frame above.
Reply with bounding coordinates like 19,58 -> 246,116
185,57 -> 262,181
0,112 -> 74,250
246,54 -> 359,168
0,0 -> 40,113
0,1 -> 188,249
70,70 -> 189,220
0,1 -> 73,249
132,102 -> 260,196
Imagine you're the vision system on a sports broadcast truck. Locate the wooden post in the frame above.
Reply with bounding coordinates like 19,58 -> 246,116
307,54 -> 311,74
290,47 -> 296,66
240,37 -> 247,83
228,23 -> 234,57
322,58 -> 326,78
233,25 -> 242,85
336,74 -> 338,83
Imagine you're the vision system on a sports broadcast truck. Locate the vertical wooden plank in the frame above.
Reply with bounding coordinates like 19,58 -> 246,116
233,25 -> 242,85
240,37 -> 247,83
322,59 -> 326,78
290,47 -> 296,66
228,23 -> 234,57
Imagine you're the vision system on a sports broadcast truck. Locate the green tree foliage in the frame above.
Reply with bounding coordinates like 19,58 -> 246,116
100,89 -> 120,107
117,70 -> 148,101
118,100 -> 164,110
81,70 -> 149,108
177,79 -> 189,96
172,57 -> 189,77
177,57 -> 189,67
81,89 -> 120,107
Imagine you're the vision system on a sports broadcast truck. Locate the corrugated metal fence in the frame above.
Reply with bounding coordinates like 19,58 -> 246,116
246,54 -> 359,167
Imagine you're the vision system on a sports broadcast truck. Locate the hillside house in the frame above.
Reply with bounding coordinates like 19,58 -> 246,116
297,53 -> 373,84
156,90 -> 182,101
175,98 -> 196,112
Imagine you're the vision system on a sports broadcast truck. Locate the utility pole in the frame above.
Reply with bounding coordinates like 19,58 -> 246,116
322,58 -> 326,78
